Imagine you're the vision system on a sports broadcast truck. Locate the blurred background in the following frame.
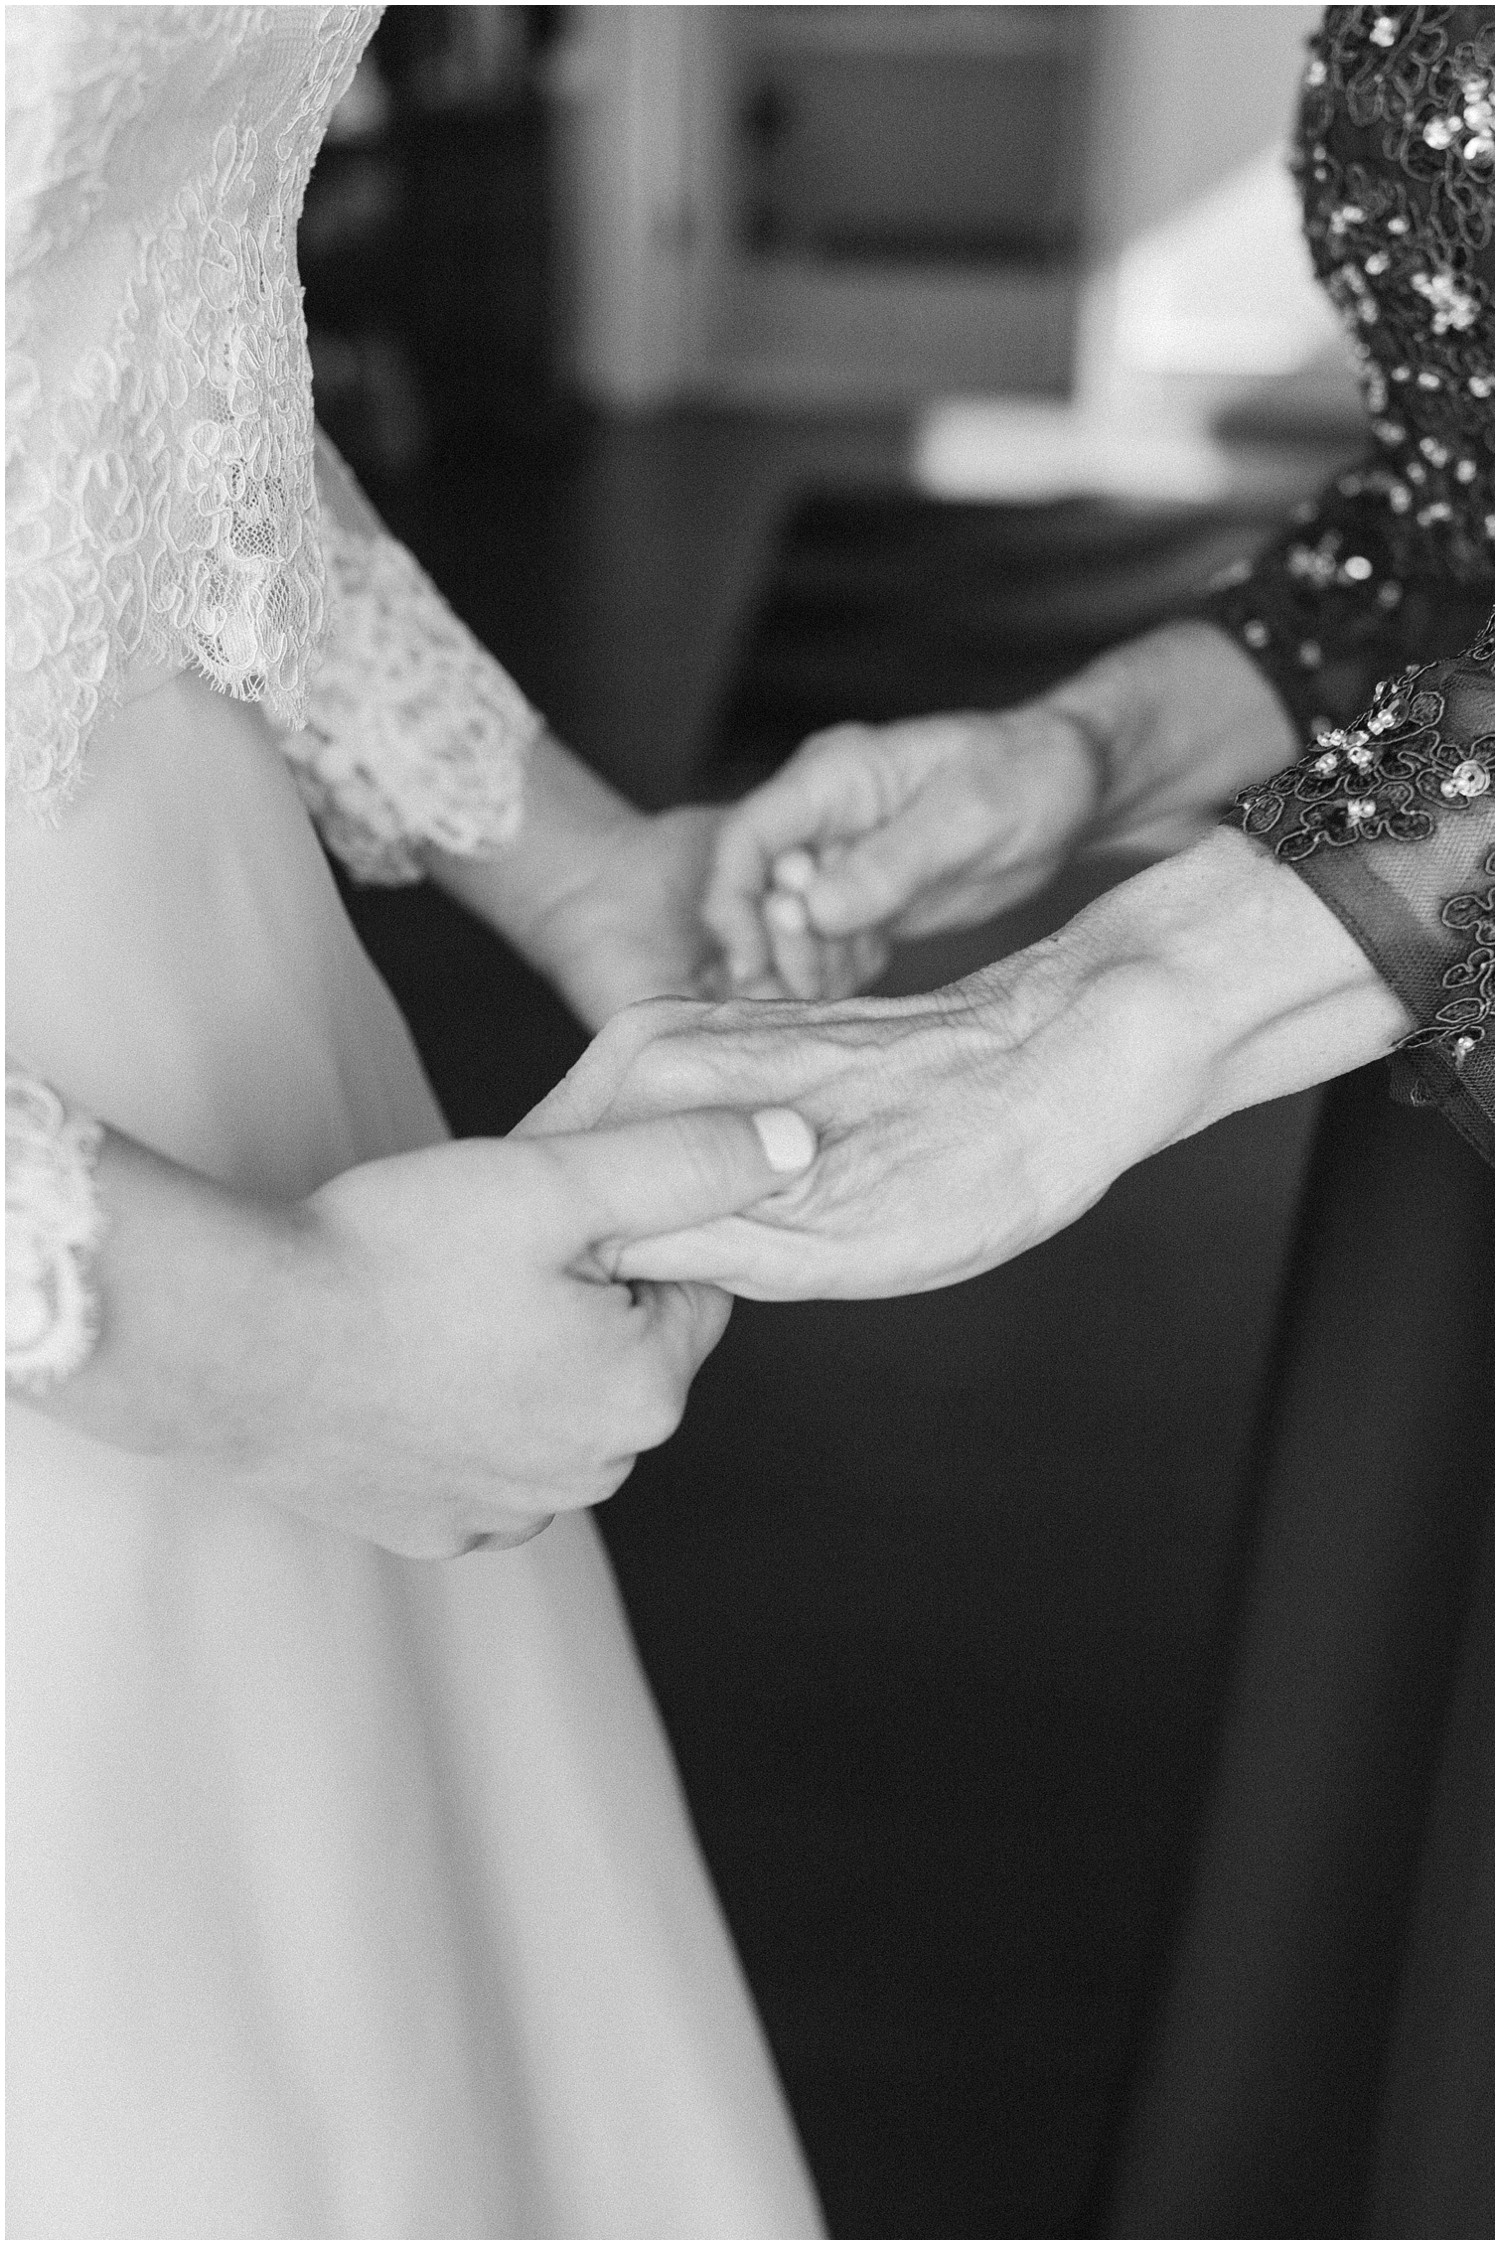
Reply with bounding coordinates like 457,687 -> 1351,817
305,10 -> 1369,2234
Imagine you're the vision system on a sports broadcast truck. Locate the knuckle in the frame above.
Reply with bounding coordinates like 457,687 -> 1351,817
666,1111 -> 739,1202
621,1351 -> 690,1451
573,1459 -> 636,1510
502,1134 -> 569,1225
597,993 -> 692,1057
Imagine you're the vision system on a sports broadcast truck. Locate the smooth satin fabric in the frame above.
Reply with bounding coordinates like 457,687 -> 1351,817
6,670 -> 822,2240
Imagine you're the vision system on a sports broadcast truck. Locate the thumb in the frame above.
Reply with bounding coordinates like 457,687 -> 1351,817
544,1105 -> 817,1259
803,792 -> 966,937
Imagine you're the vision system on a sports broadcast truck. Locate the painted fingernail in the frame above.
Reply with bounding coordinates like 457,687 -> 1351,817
766,891 -> 809,934
752,1107 -> 817,1172
774,848 -> 818,893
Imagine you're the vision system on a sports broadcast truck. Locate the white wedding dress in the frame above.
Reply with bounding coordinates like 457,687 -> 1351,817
5,9 -> 820,2237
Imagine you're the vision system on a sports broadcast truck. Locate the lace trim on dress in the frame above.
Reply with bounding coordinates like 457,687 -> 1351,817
278,517 -> 541,884
1395,843 -> 1495,1067
6,1063 -> 105,1393
5,6 -> 376,813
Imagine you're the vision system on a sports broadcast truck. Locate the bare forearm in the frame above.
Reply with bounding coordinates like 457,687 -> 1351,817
12,1122 -> 338,1467
424,731 -> 642,972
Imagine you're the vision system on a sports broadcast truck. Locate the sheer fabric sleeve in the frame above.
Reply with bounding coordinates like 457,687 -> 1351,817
273,429 -> 543,885
1227,618 -> 1494,1161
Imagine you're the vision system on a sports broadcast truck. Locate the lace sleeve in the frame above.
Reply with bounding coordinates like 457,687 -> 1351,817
273,429 -> 542,885
6,1062 -> 105,1393
1227,618 -> 1494,1160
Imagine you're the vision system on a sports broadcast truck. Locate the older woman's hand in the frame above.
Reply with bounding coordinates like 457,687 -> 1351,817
531,831 -> 1409,1301
702,622 -> 1300,1004
704,707 -> 1101,1002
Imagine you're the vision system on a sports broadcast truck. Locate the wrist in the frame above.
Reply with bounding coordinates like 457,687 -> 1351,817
427,733 -> 643,972
1050,828 -> 1409,1135
955,824 -> 1409,1226
38,1132 -> 341,1476
958,928 -> 1209,1233
1047,621 -> 1298,848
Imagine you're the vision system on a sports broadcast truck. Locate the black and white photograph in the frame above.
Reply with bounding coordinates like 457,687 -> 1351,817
5,2 -> 1493,2237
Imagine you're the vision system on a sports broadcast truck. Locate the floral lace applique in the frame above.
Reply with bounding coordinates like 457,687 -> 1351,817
6,1064 -> 105,1394
6,6 -> 377,812
1233,666 -> 1493,862
1395,843 -> 1495,1068
1229,633 -> 1495,1114
278,518 -> 540,884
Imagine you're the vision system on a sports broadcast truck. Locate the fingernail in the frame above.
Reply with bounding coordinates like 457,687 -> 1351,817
752,1107 -> 817,1173
774,848 -> 818,894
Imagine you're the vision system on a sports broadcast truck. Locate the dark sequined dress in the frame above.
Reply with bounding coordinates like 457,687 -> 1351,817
1104,11 -> 1493,2236
1210,2 -> 1494,1154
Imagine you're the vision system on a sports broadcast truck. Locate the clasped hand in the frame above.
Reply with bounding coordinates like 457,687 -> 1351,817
523,938 -> 1201,1303
260,1099 -> 814,1556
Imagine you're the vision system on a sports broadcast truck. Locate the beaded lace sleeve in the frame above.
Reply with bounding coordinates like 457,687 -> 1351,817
1227,618 -> 1494,1159
6,1063 -> 105,1393
272,430 -> 540,884
1199,8 -> 1495,1157
1199,7 -> 1494,737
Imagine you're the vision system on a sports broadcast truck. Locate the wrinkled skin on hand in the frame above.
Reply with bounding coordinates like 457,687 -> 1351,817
704,709 -> 1100,1000
523,951 -> 1195,1302
701,622 -> 1298,1006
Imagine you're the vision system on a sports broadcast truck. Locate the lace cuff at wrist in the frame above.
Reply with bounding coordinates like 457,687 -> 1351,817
6,1065 -> 106,1393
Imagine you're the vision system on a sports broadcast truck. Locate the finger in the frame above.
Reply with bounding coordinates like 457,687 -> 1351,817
764,889 -> 829,1001
513,998 -> 704,1139
616,1212 -> 816,1299
851,930 -> 893,989
802,794 -> 967,938
458,1515 -> 555,1554
704,739 -> 874,984
605,1281 -> 734,1465
771,846 -> 819,894
639,1277 -> 734,1379
542,1103 -> 818,1254
809,932 -> 886,1001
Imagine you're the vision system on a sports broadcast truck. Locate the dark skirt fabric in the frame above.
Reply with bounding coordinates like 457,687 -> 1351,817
1104,1060 -> 1494,2240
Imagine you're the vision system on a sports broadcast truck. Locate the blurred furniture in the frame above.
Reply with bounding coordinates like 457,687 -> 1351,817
551,5 -> 1092,407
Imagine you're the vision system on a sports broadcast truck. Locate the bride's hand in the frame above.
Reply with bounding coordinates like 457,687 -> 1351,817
523,806 -> 746,1026
425,747 -> 797,1029
537,830 -> 1407,1301
26,1099 -> 815,1554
